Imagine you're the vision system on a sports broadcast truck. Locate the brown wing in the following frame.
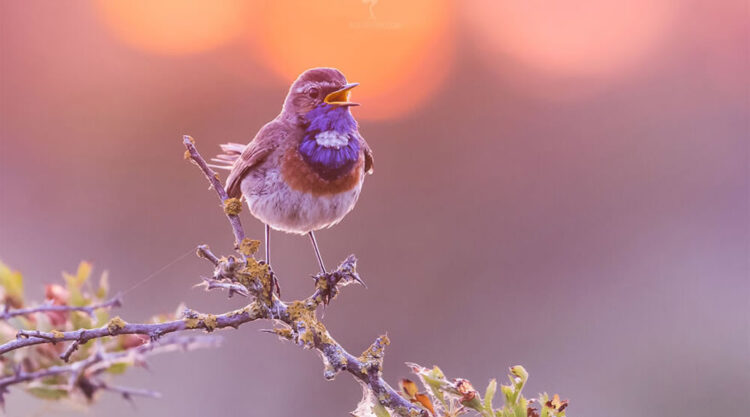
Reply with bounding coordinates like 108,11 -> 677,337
225,120 -> 289,198
358,134 -> 374,174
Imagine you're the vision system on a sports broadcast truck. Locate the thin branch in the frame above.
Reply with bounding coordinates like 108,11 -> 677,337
309,255 -> 366,305
196,277 -> 250,298
0,303 -> 264,356
0,296 -> 122,321
183,135 -> 245,247
196,244 -> 220,265
60,340 -> 81,362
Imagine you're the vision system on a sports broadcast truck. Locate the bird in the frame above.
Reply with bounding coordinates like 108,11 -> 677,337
211,67 -> 374,276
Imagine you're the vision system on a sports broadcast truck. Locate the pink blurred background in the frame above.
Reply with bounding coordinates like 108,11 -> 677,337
1,1 -> 747,416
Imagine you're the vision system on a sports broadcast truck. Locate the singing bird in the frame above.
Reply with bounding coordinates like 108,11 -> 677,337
211,68 -> 373,274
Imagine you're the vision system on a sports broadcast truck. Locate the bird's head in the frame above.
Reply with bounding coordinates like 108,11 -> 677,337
281,68 -> 359,123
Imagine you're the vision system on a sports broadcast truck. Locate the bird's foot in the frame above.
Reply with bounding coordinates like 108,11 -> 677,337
272,273 -> 281,297
260,261 -> 281,297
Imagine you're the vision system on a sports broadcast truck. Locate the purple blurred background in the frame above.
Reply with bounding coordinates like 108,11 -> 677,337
1,1 -> 747,416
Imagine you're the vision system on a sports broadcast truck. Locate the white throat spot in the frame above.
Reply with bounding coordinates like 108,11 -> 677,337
315,131 -> 349,148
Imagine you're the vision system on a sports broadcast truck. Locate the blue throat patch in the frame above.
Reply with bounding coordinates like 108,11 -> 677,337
299,104 -> 360,181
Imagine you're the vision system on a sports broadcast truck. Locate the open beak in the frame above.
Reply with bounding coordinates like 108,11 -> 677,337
324,82 -> 360,107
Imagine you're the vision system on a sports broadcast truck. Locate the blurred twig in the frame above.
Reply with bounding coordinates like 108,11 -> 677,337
0,335 -> 221,404
0,296 -> 122,321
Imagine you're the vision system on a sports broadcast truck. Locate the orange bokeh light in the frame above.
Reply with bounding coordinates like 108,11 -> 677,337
464,0 -> 674,77
247,0 -> 454,120
95,0 -> 251,55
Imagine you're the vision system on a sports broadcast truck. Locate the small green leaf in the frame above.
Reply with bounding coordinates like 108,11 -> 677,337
421,366 -> 448,390
501,384 -> 514,404
107,362 -> 130,374
514,396 -> 528,417
64,261 -> 93,307
484,378 -> 497,412
423,366 -> 449,403
27,385 -> 68,400
76,261 -> 92,283
373,402 -> 391,417
538,392 -> 550,417
510,365 -> 528,387
70,311 -> 93,330
96,271 -> 109,299
0,261 -> 24,307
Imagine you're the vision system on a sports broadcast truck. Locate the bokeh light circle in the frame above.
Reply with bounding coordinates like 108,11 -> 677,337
95,0 -> 251,55
247,0 -> 455,120
464,0 -> 674,77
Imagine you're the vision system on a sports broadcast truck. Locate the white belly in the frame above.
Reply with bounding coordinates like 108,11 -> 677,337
240,168 -> 363,235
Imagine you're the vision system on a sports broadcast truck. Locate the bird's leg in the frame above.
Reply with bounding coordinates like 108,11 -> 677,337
308,231 -> 327,274
265,224 -> 280,296
264,224 -> 271,266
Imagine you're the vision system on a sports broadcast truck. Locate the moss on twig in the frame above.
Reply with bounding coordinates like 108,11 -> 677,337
223,198 -> 243,216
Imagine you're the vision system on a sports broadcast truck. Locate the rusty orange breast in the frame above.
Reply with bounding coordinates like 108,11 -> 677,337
281,147 -> 363,196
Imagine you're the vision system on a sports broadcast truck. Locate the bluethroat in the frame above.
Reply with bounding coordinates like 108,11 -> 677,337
211,68 -> 374,275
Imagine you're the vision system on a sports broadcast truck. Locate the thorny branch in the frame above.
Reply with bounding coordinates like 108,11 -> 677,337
0,137 -> 427,415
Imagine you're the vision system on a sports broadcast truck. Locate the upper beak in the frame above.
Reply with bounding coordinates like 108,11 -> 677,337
324,83 -> 360,107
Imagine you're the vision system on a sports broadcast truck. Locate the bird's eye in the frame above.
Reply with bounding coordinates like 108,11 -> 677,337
307,88 -> 320,98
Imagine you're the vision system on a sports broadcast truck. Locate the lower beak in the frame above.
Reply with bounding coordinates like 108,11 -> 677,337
324,83 -> 360,107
